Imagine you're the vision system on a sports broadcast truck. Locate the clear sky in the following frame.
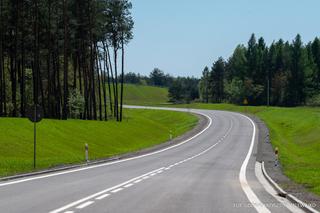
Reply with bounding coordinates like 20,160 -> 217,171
125,0 -> 320,78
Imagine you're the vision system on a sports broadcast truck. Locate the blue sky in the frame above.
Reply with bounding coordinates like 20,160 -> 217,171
125,0 -> 320,77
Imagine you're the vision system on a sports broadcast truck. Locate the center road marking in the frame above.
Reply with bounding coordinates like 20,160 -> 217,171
49,167 -> 164,213
124,183 -> 133,188
96,194 -> 110,200
111,188 -> 123,193
76,201 -> 94,209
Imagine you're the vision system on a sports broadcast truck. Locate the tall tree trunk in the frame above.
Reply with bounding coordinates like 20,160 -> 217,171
114,47 -> 119,121
0,0 -> 3,116
39,66 -> 46,115
77,52 -> 82,94
102,41 -> 113,114
62,0 -> 69,120
2,57 -> 6,116
98,49 -> 107,121
20,0 -> 26,117
120,37 -> 124,121
11,3 -> 18,117
33,0 -> 39,106
95,46 -> 102,121
106,45 -> 116,118
46,0 -> 52,118
73,55 -> 77,89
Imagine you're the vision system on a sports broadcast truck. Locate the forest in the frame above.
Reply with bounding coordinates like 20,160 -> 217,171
0,0 -> 133,121
199,34 -> 320,107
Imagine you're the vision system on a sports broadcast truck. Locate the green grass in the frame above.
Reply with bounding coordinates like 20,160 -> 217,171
0,109 -> 197,177
122,84 -> 169,105
169,103 -> 320,195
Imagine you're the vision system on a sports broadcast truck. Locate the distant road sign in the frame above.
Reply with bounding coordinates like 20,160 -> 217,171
27,104 -> 43,123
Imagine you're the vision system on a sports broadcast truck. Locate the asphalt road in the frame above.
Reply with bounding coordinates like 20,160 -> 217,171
0,107 -> 301,213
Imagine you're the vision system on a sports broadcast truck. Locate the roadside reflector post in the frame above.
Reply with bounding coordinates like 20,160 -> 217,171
85,143 -> 89,163
275,147 -> 279,167
169,130 -> 173,140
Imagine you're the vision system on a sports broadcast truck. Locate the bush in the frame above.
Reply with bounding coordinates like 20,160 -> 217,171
306,94 -> 320,106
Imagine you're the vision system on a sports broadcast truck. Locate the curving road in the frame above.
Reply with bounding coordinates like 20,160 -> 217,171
0,107 -> 302,213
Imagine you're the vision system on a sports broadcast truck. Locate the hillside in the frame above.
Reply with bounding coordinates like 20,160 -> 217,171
0,109 -> 197,177
123,84 -> 169,105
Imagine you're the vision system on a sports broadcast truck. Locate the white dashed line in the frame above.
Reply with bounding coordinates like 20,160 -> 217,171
96,194 -> 110,200
111,188 -> 123,193
76,201 -> 94,209
124,183 -> 133,188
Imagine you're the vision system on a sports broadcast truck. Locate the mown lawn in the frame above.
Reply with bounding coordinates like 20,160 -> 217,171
0,109 -> 198,177
171,103 -> 320,195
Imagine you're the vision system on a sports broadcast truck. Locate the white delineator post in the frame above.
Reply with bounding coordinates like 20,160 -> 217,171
85,143 -> 89,163
275,147 -> 279,166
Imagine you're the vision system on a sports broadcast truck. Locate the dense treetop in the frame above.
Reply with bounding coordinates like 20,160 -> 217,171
199,34 -> 320,106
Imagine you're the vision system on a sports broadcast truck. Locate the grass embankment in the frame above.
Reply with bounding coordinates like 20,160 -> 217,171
171,103 -> 320,195
122,84 -> 169,105
0,109 -> 198,177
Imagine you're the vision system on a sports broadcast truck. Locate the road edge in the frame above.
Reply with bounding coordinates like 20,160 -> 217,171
247,112 -> 320,213
261,161 -> 319,213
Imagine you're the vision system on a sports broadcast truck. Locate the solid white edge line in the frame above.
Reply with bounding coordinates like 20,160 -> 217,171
49,167 -> 164,213
0,107 -> 212,187
238,113 -> 271,213
255,162 -> 305,213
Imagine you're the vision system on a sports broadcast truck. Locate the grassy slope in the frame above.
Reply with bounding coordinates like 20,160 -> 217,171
0,109 -> 197,177
122,84 -> 169,105
171,103 -> 320,195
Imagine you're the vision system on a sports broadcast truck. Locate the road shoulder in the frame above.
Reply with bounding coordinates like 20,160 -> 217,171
251,114 -> 320,211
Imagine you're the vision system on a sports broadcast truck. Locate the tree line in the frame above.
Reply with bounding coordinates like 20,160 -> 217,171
199,34 -> 320,106
0,0 -> 133,121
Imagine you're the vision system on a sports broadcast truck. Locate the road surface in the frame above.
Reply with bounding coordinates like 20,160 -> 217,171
0,107 -> 302,213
